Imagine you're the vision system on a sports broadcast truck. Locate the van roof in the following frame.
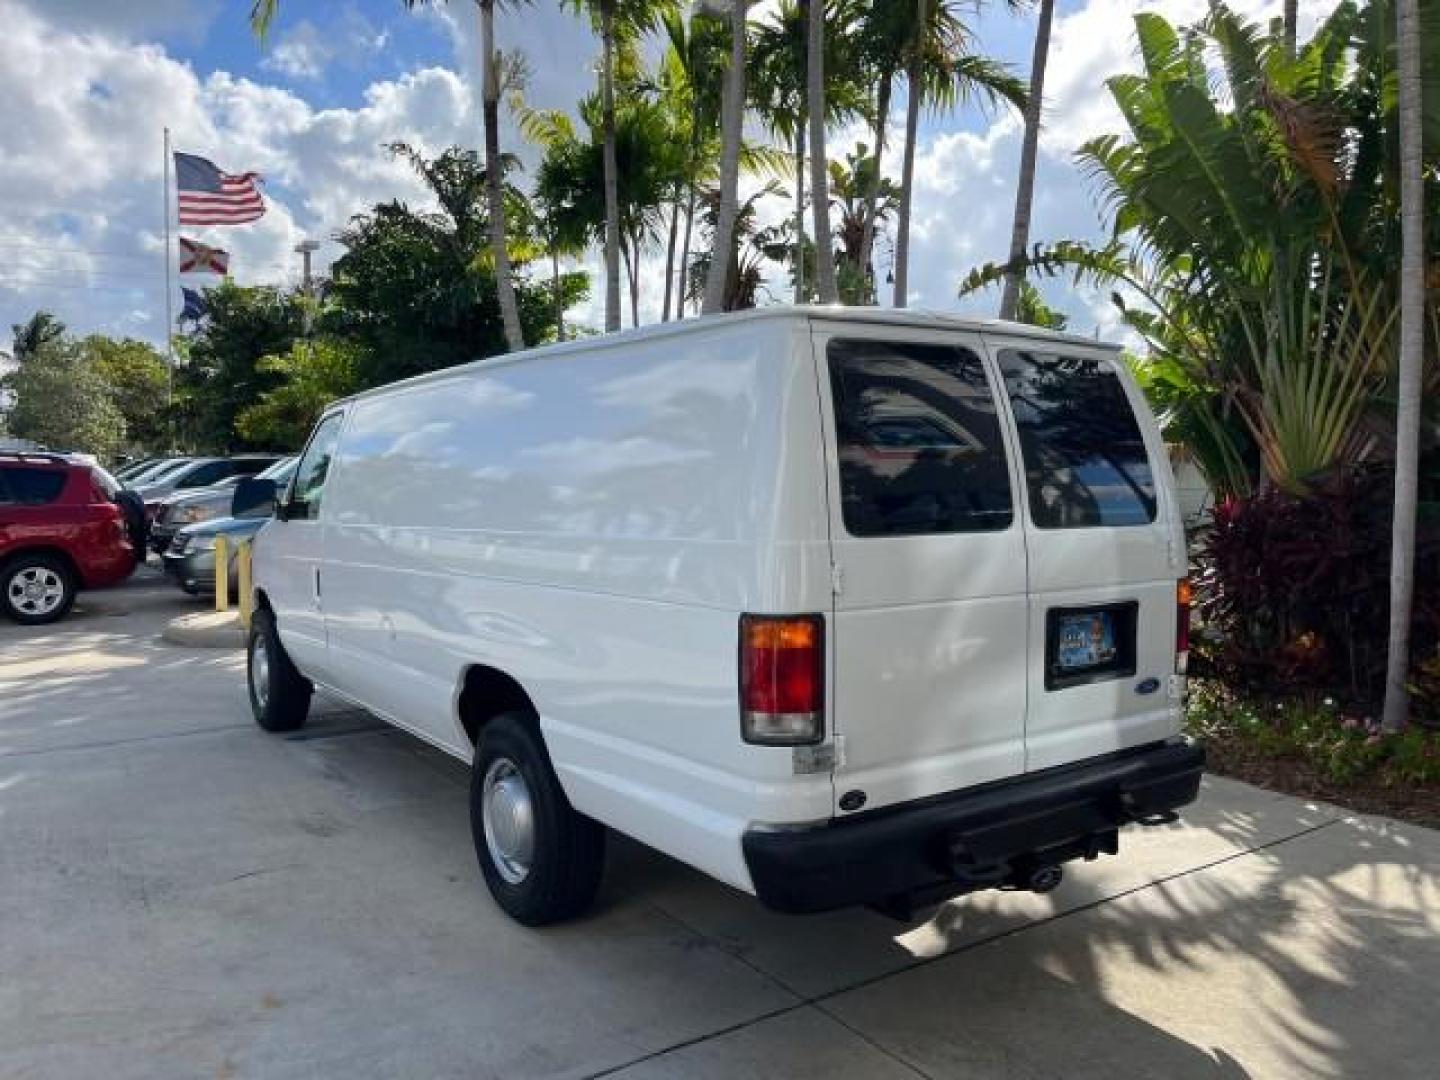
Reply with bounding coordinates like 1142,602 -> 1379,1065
336,306 -> 1122,407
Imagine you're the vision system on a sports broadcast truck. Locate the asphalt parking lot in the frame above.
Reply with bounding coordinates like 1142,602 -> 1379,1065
3,570 -> 1438,1079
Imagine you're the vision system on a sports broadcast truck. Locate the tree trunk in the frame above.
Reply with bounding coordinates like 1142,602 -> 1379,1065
702,0 -> 749,315
551,245 -> 565,343
793,122 -> 806,304
601,1 -> 622,332
1282,0 -> 1298,58
677,181 -> 697,318
478,0 -> 524,352
893,0 -> 927,309
662,198 -> 680,321
859,69 -> 893,304
1382,0 -> 1425,733
621,239 -> 639,328
999,0 -> 1053,322
807,0 -> 838,303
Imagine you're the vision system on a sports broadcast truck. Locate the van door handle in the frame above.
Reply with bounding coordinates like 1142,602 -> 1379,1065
312,566 -> 322,603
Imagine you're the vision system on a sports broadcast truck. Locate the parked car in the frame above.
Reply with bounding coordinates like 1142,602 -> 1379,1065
150,457 -> 297,554
113,457 -> 163,482
162,513 -> 269,598
123,456 -> 194,487
1,452 -> 135,624
131,455 -> 282,513
242,308 -> 1203,925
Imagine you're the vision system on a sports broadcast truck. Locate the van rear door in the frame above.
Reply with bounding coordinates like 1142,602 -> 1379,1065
986,341 -> 1185,772
813,326 -> 1029,816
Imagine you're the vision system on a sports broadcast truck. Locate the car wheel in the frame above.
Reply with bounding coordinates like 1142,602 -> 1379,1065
1,554 -> 77,625
470,713 -> 606,925
247,608 -> 312,733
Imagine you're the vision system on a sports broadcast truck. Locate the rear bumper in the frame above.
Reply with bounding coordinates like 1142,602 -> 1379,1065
161,550 -> 217,594
743,739 -> 1204,915
79,547 -> 137,589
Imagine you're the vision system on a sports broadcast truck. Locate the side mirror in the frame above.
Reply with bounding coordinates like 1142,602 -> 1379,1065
231,477 -> 278,519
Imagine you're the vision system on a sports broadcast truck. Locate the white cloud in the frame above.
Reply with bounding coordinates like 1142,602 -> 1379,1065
260,11 -> 392,83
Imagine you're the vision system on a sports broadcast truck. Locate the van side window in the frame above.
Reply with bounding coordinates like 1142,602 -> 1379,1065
997,350 -> 1157,528
288,412 -> 344,521
828,339 -> 1014,537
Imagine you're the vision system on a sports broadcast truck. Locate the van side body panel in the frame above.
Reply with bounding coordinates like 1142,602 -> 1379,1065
317,319 -> 833,891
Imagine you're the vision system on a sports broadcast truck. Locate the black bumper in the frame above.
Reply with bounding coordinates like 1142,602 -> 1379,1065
743,739 -> 1204,915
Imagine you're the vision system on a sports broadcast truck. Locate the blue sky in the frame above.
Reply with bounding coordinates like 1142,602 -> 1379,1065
0,1 -> 1307,355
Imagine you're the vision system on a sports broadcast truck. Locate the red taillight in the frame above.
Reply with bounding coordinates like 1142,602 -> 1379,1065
1176,578 -> 1192,673
739,614 -> 824,745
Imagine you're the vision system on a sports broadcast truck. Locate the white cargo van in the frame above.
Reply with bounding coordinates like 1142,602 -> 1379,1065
240,308 -> 1202,925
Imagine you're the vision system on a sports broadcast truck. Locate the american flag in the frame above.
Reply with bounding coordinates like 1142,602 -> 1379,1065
178,237 -> 230,274
174,152 -> 265,225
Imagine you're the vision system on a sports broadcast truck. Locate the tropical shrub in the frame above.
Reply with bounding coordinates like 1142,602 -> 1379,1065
1195,466 -> 1440,712
1187,680 -> 1440,786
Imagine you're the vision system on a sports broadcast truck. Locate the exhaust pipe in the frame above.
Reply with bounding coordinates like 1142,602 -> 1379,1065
1025,864 -> 1064,894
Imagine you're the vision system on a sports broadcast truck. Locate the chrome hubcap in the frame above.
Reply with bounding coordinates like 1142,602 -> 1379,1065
250,636 -> 270,710
7,567 -> 64,616
482,757 -> 535,885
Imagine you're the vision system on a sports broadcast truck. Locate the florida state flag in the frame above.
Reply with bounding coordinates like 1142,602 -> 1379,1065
178,237 -> 230,275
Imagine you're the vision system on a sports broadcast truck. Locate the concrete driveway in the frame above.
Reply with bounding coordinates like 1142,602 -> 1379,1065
2,571 -> 1437,1079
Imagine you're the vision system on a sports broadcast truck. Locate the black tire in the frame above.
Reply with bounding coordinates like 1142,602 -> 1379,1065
470,713 -> 605,925
1,553 -> 77,625
247,607 -> 312,733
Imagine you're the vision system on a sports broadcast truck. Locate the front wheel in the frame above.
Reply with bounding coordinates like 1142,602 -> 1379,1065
1,554 -> 76,625
471,713 -> 605,925
247,608 -> 312,733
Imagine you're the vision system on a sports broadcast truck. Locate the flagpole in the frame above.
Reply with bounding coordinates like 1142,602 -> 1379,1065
163,126 -> 175,451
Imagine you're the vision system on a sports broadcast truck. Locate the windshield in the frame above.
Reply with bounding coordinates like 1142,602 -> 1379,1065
130,458 -> 191,485
256,456 -> 297,482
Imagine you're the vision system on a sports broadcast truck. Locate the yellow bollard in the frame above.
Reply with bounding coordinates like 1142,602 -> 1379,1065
237,541 -> 253,629
214,534 -> 229,612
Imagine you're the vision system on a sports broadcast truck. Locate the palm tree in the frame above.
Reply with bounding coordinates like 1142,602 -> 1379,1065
829,144 -> 901,302
690,184 -> 784,310
10,312 -> 65,362
806,0 -> 840,303
750,2 -> 866,304
566,2 -> 671,332
749,2 -> 812,303
892,0 -> 927,308
701,0 -> 752,315
659,9 -> 726,320
999,0 -> 1055,321
249,0 -> 528,353
892,1 -> 1027,307
1382,0 -> 1427,731
525,93 -> 680,328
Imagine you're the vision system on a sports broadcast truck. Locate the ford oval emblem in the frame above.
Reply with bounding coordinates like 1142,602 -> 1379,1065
1135,678 -> 1161,696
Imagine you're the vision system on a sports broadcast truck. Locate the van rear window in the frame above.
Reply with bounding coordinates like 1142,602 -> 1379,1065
997,350 -> 1157,529
828,340 -> 1013,537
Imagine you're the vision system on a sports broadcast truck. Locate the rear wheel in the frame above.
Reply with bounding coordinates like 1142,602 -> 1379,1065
1,554 -> 76,625
247,608 -> 312,732
470,713 -> 605,925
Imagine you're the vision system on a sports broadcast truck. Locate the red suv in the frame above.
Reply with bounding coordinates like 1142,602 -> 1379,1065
0,454 -> 136,624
